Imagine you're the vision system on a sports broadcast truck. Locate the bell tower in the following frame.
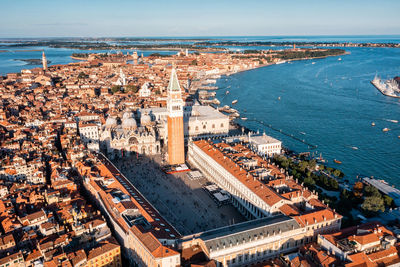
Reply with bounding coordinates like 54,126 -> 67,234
42,51 -> 48,71
167,68 -> 185,165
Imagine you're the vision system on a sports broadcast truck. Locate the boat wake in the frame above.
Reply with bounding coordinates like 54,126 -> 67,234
382,119 -> 399,123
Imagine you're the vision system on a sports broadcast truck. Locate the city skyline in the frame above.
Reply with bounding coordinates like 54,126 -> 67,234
1,2 -> 400,266
1,0 -> 400,37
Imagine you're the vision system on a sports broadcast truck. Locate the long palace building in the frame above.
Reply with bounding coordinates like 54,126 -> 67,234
77,153 -> 181,267
187,138 -> 342,265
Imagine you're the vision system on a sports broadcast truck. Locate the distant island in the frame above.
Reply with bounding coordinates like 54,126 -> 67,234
233,48 -> 346,63
197,40 -> 400,48
1,38 -> 399,52
3,40 -> 225,52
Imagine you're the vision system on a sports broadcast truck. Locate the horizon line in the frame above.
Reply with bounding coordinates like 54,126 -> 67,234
1,34 -> 400,39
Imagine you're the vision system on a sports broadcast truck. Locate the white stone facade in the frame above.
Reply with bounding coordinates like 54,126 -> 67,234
99,113 -> 160,157
139,104 -> 229,140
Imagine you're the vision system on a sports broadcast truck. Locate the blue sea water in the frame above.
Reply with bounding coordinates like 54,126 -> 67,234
1,36 -> 400,185
216,46 -> 400,184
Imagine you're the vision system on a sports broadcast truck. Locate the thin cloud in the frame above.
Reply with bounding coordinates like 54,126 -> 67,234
33,22 -> 89,26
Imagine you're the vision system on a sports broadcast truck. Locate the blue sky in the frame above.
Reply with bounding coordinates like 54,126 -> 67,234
1,0 -> 399,37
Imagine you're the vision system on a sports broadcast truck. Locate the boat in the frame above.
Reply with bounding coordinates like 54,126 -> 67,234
300,132 -> 306,135
382,128 -> 390,132
278,96 -> 281,100
351,146 -> 359,150
225,90 -> 230,95
212,98 -> 220,105
371,122 -> 376,126
334,159 -> 342,164
276,60 -> 286,65
232,112 -> 240,117
241,117 -> 248,121
232,100 -> 238,105
316,153 -> 326,163
311,62 -> 316,65
338,58 -> 342,61
386,119 -> 398,123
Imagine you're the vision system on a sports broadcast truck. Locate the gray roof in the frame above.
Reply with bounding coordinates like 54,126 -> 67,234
250,134 -> 281,145
183,215 -> 300,252
139,105 -> 228,121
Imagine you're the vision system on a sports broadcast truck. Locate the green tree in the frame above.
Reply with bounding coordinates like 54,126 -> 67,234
364,186 -> 381,198
383,195 -> 394,208
298,161 -> 308,172
308,159 -> 317,170
361,196 -> 385,213
329,178 -> 339,190
111,85 -> 121,94
78,72 -> 89,79
333,169 -> 341,177
304,176 -> 315,187
125,85 -> 139,93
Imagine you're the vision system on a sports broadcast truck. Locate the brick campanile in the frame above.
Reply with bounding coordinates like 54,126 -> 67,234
167,68 -> 185,165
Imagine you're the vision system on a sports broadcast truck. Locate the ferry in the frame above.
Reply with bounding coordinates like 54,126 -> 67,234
232,100 -> 238,105
382,128 -> 390,132
334,159 -> 342,164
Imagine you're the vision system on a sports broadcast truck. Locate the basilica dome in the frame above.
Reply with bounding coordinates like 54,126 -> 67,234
105,117 -> 117,128
122,117 -> 137,129
122,112 -> 133,120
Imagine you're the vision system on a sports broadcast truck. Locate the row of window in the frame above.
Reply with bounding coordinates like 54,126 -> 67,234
192,149 -> 266,218
218,237 -> 313,266
189,123 -> 225,131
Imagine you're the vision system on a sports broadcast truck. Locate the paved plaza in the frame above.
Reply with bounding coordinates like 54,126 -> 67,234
112,154 -> 246,236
